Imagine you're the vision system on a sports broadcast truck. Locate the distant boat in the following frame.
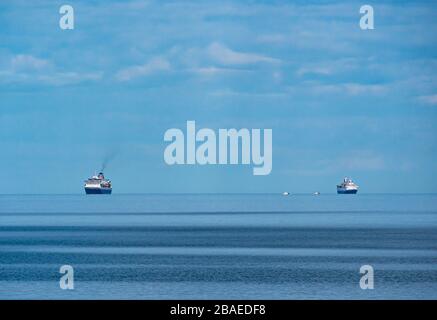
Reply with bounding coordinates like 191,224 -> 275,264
314,192 -> 320,195
282,192 -> 290,196
337,177 -> 358,194
84,172 -> 112,194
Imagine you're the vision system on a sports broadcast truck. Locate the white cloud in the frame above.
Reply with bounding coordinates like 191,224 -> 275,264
210,88 -> 286,98
207,42 -> 280,66
417,94 -> 437,106
116,57 -> 171,81
189,66 -> 249,77
296,58 -> 364,77
302,82 -> 388,96
11,54 -> 50,71
0,54 -> 102,86
343,83 -> 387,95
296,66 -> 332,76
38,72 -> 102,86
191,67 -> 225,76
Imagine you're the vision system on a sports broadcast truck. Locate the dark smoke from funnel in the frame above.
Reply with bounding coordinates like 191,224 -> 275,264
101,149 -> 119,172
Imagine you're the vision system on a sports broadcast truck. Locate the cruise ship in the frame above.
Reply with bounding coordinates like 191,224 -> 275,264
337,177 -> 358,194
84,172 -> 112,194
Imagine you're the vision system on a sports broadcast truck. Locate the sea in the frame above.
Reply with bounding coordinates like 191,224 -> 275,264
0,193 -> 436,300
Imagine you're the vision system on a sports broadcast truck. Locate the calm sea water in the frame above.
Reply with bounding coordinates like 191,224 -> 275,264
0,194 -> 436,300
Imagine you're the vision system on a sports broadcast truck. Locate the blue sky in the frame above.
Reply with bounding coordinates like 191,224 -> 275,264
0,0 -> 436,193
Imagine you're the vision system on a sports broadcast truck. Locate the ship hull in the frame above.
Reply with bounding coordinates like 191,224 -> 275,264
337,189 -> 358,194
85,187 -> 112,194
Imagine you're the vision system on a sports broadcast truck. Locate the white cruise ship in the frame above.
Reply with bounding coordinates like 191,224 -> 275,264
84,172 -> 112,194
337,177 -> 358,194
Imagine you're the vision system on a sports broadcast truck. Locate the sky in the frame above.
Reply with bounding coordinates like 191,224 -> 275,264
0,0 -> 436,194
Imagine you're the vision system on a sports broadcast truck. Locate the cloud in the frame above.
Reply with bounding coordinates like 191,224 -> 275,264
165,43 -> 278,79
37,72 -> 103,86
417,94 -> 437,106
11,54 -> 50,71
190,67 -> 226,76
299,82 -> 388,96
207,42 -> 280,65
295,58 -> 361,77
0,54 -> 102,86
189,66 -> 249,77
296,66 -> 332,76
210,88 -> 286,98
343,83 -> 387,95
115,57 -> 171,81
